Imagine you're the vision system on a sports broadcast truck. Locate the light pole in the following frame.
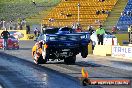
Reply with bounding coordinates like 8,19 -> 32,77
77,3 -> 80,23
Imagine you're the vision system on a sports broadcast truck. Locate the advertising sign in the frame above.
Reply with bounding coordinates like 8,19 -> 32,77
112,46 -> 132,59
0,30 -> 35,40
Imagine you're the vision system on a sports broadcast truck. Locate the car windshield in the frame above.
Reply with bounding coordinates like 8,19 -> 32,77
44,28 -> 59,34
60,27 -> 72,31
9,36 -> 15,39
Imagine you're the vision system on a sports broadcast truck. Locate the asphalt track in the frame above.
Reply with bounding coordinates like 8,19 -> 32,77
0,40 -> 132,88
0,54 -> 83,88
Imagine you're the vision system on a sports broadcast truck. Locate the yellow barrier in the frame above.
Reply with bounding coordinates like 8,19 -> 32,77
93,45 -> 112,56
0,30 -> 35,40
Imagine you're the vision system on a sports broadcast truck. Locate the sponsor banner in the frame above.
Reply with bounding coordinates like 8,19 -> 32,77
90,79 -> 130,85
112,46 -> 132,59
0,30 -> 35,40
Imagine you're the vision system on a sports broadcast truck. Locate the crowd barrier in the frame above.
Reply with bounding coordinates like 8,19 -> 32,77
93,45 -> 112,56
112,45 -> 132,59
93,45 -> 132,59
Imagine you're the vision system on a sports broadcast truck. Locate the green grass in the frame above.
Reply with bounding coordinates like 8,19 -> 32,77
103,0 -> 128,30
0,0 -> 61,24
115,34 -> 128,45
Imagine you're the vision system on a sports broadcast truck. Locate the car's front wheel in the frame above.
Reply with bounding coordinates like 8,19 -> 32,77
33,51 -> 47,64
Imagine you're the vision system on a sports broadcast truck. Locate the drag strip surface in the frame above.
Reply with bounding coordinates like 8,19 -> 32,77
0,40 -> 132,88
0,53 -> 81,88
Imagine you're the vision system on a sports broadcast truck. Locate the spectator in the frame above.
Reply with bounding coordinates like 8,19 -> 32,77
32,0 -> 36,5
42,24 -> 47,34
20,24 -> 23,30
90,31 -> 97,50
128,25 -> 132,43
96,25 -> 105,45
75,26 -> 82,32
14,22 -> 17,30
37,30 -> 40,37
0,19 -> 3,29
123,11 -> 126,16
49,18 -> 55,22
98,0 -> 105,2
105,10 -> 110,15
21,18 -> 26,26
71,22 -> 77,32
9,20 -> 13,30
2,19 -> 6,30
127,11 -> 131,16
121,12 -> 123,16
96,10 -> 100,15
111,26 -> 118,34
88,25 -> 94,35
26,25 -> 30,34
60,11 -> 64,16
66,13 -> 72,17
102,9 -> 105,14
1,28 -> 10,50
130,11 -> 132,17
95,19 -> 101,25
34,28 -> 38,37
17,17 -> 22,30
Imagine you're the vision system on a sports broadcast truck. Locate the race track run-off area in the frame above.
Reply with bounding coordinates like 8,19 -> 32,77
0,40 -> 132,88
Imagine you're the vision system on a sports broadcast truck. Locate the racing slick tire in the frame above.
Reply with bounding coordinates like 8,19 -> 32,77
41,49 -> 49,64
33,51 -> 47,64
81,46 -> 88,58
64,55 -> 76,64
37,55 -> 47,64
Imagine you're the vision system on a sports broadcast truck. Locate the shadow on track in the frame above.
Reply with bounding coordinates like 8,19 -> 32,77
111,61 -> 132,66
76,61 -> 107,67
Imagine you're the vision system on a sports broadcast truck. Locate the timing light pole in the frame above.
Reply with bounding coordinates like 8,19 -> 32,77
77,3 -> 80,23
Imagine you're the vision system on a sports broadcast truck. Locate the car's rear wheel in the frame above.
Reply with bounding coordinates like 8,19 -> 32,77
81,46 -> 88,58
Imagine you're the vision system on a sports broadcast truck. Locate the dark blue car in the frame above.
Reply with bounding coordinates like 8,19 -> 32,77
33,27 -> 90,64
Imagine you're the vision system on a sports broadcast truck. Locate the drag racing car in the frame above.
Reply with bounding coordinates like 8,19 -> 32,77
32,27 -> 90,64
0,36 -> 19,49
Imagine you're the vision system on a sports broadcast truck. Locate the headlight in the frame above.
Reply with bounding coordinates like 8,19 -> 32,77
80,35 -> 85,39
49,36 -> 56,40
